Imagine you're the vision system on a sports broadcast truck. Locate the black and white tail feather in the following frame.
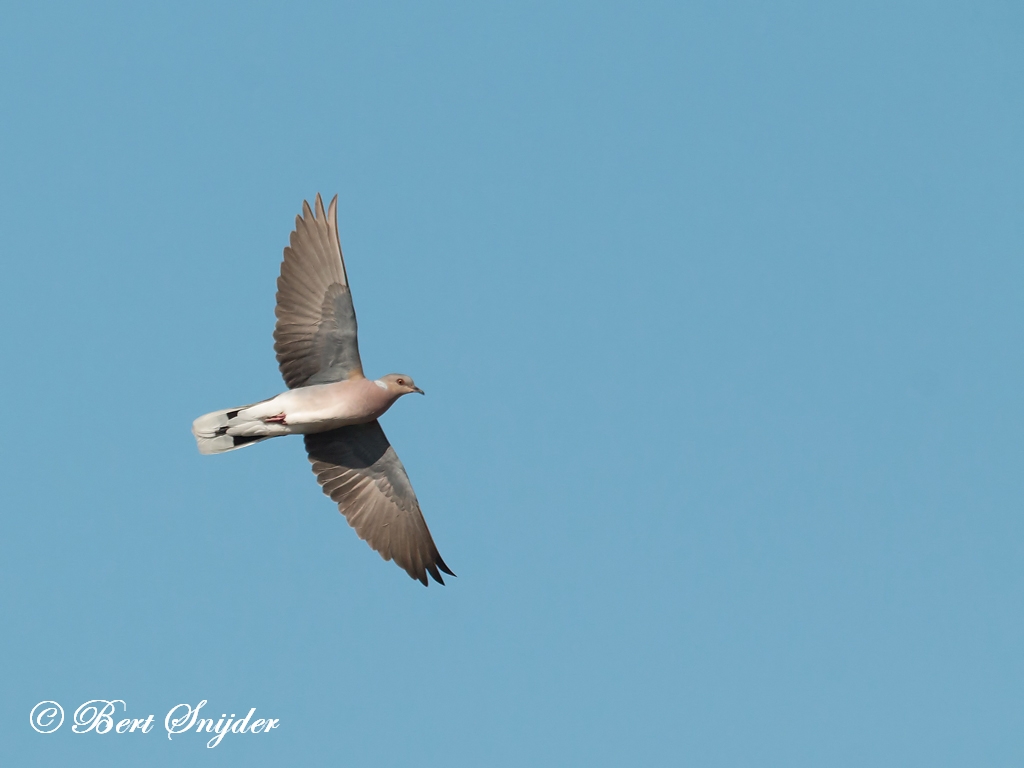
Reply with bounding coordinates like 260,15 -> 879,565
191,404 -> 274,455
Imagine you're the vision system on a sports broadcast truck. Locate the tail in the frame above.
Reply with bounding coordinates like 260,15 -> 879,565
192,403 -> 275,455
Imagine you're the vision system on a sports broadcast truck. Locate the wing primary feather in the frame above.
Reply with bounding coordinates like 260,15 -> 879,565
310,194 -> 334,277
427,563 -> 444,585
436,555 -> 456,577
327,195 -> 347,285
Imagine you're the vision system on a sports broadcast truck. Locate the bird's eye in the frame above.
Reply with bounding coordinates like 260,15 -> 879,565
397,379 -> 404,385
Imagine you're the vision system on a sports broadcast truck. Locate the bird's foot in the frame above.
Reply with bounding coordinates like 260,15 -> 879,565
264,413 -> 288,424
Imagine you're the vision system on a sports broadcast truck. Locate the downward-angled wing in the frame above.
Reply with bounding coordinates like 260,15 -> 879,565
274,194 -> 363,389
305,422 -> 455,586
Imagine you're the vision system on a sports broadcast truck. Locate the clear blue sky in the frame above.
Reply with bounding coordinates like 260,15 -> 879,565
1,2 -> 1022,765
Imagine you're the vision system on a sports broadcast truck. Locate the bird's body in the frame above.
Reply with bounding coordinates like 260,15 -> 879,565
253,377 -> 402,432
191,194 -> 453,586
194,376 -> 406,446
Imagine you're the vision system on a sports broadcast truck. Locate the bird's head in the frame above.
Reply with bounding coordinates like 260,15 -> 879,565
379,373 -> 424,396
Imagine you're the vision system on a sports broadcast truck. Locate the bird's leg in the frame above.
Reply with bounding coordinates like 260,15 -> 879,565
264,413 -> 288,424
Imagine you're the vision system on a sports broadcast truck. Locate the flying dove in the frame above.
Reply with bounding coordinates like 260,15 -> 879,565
192,194 -> 454,586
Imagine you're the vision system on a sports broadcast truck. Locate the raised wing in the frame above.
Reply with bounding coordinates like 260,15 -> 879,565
305,422 -> 455,586
274,194 -> 363,389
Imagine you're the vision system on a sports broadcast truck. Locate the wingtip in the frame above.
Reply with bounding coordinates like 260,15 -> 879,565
426,563 -> 446,586
314,192 -> 326,220
436,555 -> 456,578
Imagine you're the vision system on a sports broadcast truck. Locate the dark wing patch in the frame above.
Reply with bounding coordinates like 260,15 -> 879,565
273,194 -> 363,389
305,422 -> 454,586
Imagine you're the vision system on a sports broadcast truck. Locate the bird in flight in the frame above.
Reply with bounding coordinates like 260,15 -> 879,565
192,194 -> 454,586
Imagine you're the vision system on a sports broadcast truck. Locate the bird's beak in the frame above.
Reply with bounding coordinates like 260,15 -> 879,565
413,386 -> 425,395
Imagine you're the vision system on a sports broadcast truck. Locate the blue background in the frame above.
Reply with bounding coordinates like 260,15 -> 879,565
1,2 -> 1022,765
